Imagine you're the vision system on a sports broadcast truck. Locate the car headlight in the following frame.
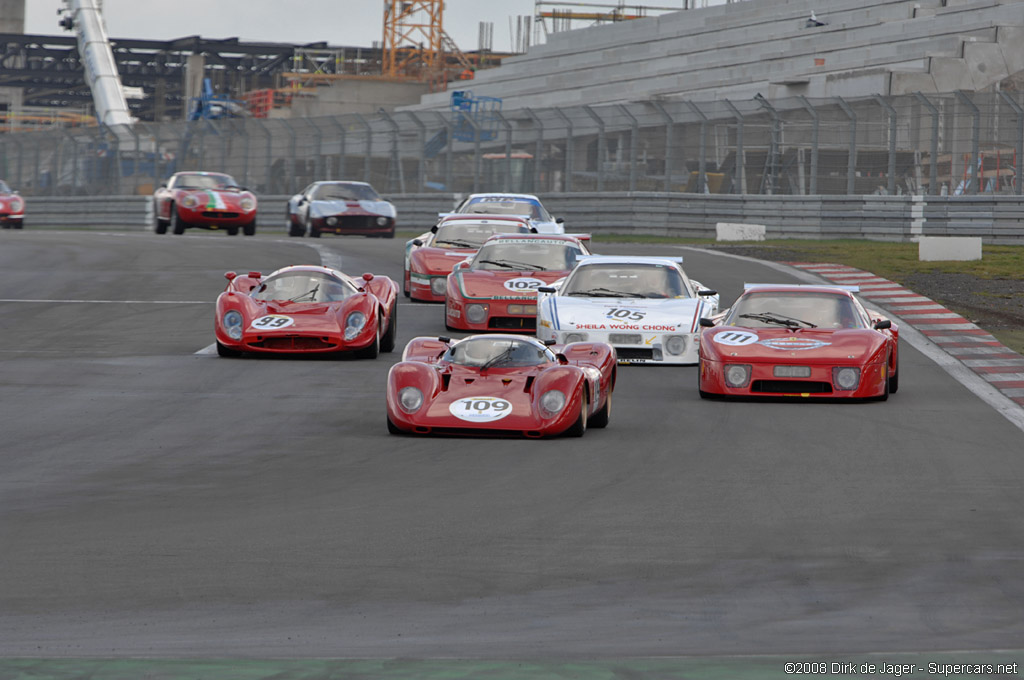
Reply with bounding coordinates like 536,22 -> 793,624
832,367 -> 860,390
563,332 -> 587,344
540,389 -> 566,415
664,335 -> 688,356
430,277 -> 447,296
239,196 -> 256,212
724,364 -> 751,388
9,198 -> 23,212
223,310 -> 243,340
398,386 -> 424,413
466,304 -> 488,324
344,311 -> 366,340
326,216 -> 338,226
376,216 -> 390,226
180,193 -> 200,209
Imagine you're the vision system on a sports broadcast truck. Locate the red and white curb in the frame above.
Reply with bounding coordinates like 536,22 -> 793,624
790,263 -> 1024,408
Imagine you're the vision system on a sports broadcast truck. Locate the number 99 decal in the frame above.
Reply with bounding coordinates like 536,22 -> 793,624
251,314 -> 295,330
449,396 -> 513,422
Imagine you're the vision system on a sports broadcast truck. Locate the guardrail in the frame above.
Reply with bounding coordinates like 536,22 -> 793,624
14,193 -> 1024,244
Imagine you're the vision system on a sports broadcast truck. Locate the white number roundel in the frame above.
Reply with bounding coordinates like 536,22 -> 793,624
251,314 -> 295,330
503,277 -> 546,292
712,330 -> 759,346
450,396 -> 513,422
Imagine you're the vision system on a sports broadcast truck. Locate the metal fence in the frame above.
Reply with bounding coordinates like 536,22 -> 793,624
2,91 -> 1022,199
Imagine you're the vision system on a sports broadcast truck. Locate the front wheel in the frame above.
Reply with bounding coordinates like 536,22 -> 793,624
380,303 -> 397,353
171,205 -> 186,234
387,415 -> 404,435
243,220 -> 256,236
564,392 -> 588,437
288,217 -> 304,237
216,341 -> 242,358
306,217 -> 320,238
590,390 -> 611,428
356,319 -> 381,359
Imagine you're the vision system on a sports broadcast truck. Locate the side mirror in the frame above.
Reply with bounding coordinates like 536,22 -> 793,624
430,225 -> 439,233
699,318 -> 715,328
438,336 -> 451,344
248,271 -> 262,279
541,338 -> 557,346
224,271 -> 238,281
556,352 -> 569,365
555,217 -> 565,224
159,183 -> 167,189
698,289 -> 718,297
873,319 -> 892,330
412,238 -> 423,246
537,286 -> 556,294
362,272 -> 374,282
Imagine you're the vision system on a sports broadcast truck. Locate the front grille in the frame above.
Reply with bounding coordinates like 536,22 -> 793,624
202,211 -> 240,218
609,333 -> 642,344
419,427 -> 543,438
488,317 -> 536,330
751,380 -> 833,394
250,336 -> 337,351
616,347 -> 654,360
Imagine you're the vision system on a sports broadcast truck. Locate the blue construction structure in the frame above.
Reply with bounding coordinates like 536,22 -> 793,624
188,78 -> 247,121
450,90 -> 502,143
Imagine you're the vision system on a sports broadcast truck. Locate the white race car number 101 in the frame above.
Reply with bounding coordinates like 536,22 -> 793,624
251,314 -> 295,330
449,396 -> 513,422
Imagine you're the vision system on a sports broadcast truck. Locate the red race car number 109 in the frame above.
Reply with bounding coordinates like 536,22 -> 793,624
449,396 -> 513,422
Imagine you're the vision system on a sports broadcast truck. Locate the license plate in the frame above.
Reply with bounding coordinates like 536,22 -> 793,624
609,333 -> 642,344
773,365 -> 811,378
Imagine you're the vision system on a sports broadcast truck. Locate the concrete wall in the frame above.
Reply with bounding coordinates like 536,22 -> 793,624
0,0 -> 24,33
18,193 -> 1024,245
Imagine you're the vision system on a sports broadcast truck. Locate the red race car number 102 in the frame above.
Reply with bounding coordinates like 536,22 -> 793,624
449,396 -> 513,422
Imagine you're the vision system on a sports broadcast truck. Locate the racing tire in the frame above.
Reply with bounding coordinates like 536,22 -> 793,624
403,270 -> 411,298
380,303 -> 398,353
13,221 -> 21,230
386,415 -> 404,435
590,390 -> 611,429
564,392 -> 588,437
384,229 -> 395,239
874,356 -> 891,402
288,218 -> 304,237
889,356 -> 900,394
306,217 -> 320,238
226,226 -> 239,236
1,223 -> 8,229
216,341 -> 242,358
356,319 -> 381,359
154,218 -> 168,234
242,220 -> 256,236
170,206 -> 186,235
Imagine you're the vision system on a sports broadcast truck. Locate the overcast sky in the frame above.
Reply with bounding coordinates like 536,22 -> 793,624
25,0 -> 566,53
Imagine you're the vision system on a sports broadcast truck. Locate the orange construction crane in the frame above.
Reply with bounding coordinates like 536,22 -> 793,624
383,1 -> 444,79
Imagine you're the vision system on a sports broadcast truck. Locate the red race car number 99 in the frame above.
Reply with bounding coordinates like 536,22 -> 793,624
449,396 -> 513,422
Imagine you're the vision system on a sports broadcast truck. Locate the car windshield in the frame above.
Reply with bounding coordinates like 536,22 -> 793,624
728,292 -> 863,329
172,173 -> 238,190
433,221 -> 529,248
461,197 -> 547,221
473,239 -> 581,271
252,271 -> 356,303
312,183 -> 380,201
562,263 -> 688,298
0,180 -> 11,193
444,337 -> 554,368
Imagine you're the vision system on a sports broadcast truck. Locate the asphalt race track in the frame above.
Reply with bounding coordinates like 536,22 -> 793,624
1,230 -> 1023,663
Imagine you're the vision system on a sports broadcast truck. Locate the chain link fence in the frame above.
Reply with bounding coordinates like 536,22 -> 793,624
2,91 -> 1022,199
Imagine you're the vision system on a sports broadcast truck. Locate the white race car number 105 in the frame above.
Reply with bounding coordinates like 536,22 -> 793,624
449,396 -> 513,422
251,314 -> 295,330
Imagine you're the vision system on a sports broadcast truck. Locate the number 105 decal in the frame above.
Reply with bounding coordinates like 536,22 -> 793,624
449,396 -> 513,422
606,308 -> 645,321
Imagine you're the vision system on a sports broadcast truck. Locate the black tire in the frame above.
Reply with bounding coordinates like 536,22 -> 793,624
288,217 -> 304,237
154,205 -> 168,234
403,270 -> 411,298
590,390 -> 611,428
384,229 -> 395,239
889,356 -> 899,394
13,221 -> 21,230
356,319 -> 381,359
171,205 -> 186,234
306,216 -> 320,238
1,223 -> 9,230
243,220 -> 256,236
216,341 -> 242,358
875,356 -> 891,401
226,226 -> 239,236
564,391 -> 588,437
380,303 -> 397,353
387,415 -> 403,435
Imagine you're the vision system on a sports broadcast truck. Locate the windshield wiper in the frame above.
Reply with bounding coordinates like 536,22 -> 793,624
481,258 -> 546,270
481,343 -> 516,371
287,284 -> 319,302
568,287 -> 641,298
436,238 -> 477,248
739,312 -> 817,328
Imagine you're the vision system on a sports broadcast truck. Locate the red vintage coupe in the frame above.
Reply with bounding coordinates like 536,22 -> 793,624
386,334 -> 616,437
154,171 -> 257,236
214,265 -> 398,358
404,214 -> 536,301
0,180 -> 24,229
698,284 -> 899,400
444,232 -> 591,332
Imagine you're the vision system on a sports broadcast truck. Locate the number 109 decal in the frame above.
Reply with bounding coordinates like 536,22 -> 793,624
449,396 -> 513,422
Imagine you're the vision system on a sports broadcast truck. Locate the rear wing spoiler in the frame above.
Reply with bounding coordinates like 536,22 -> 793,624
575,255 -> 683,264
744,283 -> 860,293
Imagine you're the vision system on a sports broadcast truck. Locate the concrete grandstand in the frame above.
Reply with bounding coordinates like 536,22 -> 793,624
410,0 -> 1024,111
